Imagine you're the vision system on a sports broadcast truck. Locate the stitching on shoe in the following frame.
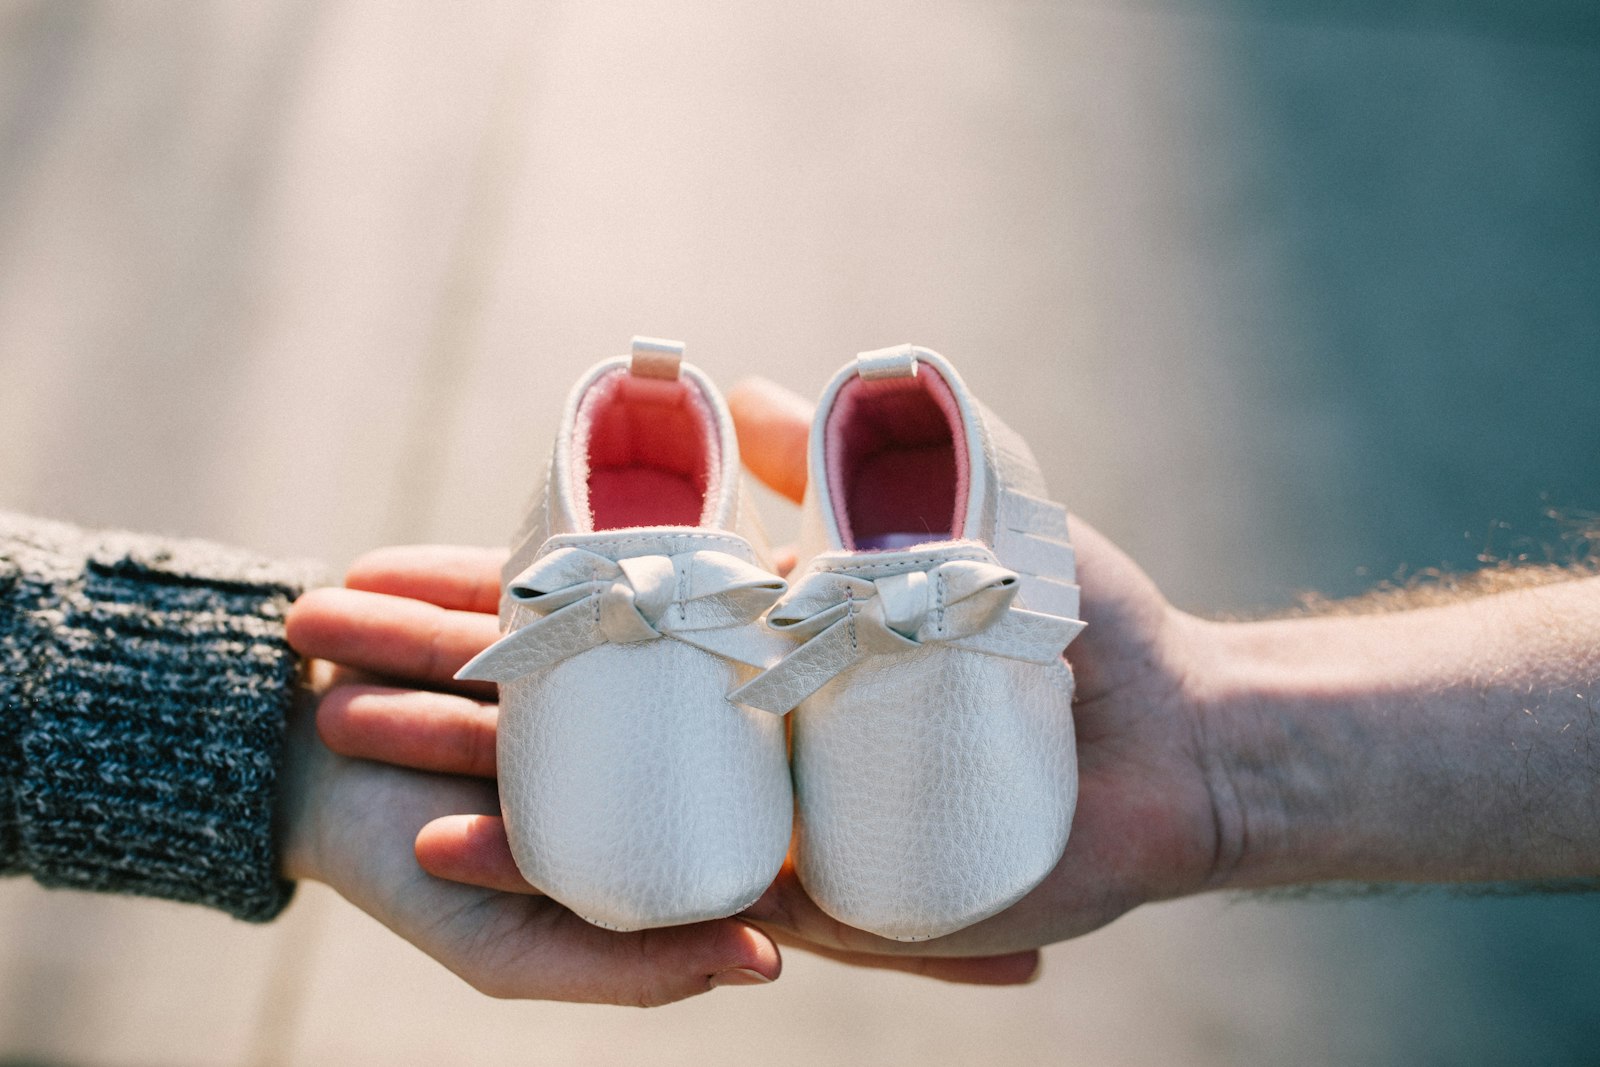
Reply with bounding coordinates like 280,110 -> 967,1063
846,589 -> 857,651
537,531 -> 763,565
557,532 -> 749,549
816,550 -> 991,575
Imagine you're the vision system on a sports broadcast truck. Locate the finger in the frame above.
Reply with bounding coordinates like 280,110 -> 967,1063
742,866 -> 1047,958
319,686 -> 498,777
415,814 -> 539,895
761,929 -> 1041,986
404,817 -> 1019,993
774,546 -> 798,578
413,817 -> 792,998
319,757 -> 780,1003
728,376 -> 812,504
344,544 -> 506,614
286,587 -> 502,695
460,906 -> 783,1002
414,847 -> 786,999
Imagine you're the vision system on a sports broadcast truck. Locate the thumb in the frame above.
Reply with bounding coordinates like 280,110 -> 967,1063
728,377 -> 812,504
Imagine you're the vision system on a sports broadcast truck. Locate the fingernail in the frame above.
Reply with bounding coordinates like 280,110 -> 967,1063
709,967 -> 774,989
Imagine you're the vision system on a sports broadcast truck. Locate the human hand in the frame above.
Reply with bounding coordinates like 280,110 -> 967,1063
729,380 -> 1600,934
283,545 -> 1043,999
321,380 -> 1600,979
708,379 -> 1227,958
279,562 -> 785,1007
298,377 -> 1234,977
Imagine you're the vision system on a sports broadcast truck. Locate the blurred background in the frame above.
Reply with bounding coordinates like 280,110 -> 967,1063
1,1 -> 1598,1063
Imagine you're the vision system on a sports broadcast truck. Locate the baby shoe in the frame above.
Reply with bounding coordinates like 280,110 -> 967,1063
732,344 -> 1086,941
457,338 -> 792,931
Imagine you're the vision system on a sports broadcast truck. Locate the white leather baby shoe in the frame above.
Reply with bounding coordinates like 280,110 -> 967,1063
457,338 -> 792,931
732,344 -> 1086,941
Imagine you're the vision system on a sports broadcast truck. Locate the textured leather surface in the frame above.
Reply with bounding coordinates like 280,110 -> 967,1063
472,357 -> 793,932
781,347 -> 1085,941
498,634 -> 791,931
791,643 -> 1077,941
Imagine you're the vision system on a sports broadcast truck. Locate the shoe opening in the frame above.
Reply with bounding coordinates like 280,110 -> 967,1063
574,368 -> 718,530
825,365 -> 969,551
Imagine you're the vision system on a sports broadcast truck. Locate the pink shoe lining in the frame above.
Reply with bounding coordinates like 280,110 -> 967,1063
824,365 -> 969,551
572,369 -> 720,530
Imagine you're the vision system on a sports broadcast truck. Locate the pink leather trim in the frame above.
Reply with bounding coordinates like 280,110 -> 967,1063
823,363 -> 969,550
574,368 -> 718,529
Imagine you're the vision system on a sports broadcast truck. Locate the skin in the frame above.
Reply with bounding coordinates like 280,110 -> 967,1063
283,377 -> 1600,1003
276,658 -> 789,1006
280,544 -> 1040,1004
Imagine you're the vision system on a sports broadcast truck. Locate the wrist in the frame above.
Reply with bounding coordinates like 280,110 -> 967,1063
1186,581 -> 1600,891
275,664 -> 333,885
1188,609 -> 1470,890
1185,615 -> 1359,891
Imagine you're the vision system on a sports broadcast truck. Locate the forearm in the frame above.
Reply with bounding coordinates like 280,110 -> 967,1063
1194,575 -> 1600,889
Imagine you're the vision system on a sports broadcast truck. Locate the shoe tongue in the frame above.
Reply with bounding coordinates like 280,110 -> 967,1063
542,528 -> 757,564
855,532 -> 939,551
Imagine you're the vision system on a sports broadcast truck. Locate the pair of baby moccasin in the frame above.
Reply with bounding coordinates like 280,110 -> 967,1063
457,339 -> 1085,941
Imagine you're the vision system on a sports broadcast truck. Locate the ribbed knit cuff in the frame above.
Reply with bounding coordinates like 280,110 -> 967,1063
0,513 -> 313,922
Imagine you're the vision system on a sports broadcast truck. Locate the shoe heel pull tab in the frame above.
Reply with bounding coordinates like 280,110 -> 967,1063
630,336 -> 684,380
856,343 -> 919,381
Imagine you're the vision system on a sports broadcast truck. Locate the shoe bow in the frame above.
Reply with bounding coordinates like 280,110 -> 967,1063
455,546 -> 789,684
729,550 -> 1086,714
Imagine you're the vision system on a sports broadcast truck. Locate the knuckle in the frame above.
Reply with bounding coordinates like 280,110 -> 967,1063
462,966 -> 516,1000
314,689 -> 354,747
424,619 -> 449,680
622,980 -> 683,1009
466,705 -> 498,774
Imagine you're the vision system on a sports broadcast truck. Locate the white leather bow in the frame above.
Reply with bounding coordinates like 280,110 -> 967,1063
455,546 -> 789,684
729,557 -> 1085,714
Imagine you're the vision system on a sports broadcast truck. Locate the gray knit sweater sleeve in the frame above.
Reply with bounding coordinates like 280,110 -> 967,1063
0,511 -> 310,922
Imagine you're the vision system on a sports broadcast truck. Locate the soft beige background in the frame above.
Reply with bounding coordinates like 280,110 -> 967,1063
1,2 -> 1597,1064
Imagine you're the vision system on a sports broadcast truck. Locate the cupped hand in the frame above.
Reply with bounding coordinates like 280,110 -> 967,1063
284,375 -> 1224,986
280,559 -> 783,1007
718,379 -> 1225,957
284,543 -> 1041,998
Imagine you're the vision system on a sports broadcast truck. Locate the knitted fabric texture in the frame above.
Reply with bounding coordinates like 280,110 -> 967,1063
0,511 -> 309,921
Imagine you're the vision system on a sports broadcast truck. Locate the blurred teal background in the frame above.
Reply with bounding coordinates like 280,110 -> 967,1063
0,2 -> 1596,1063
